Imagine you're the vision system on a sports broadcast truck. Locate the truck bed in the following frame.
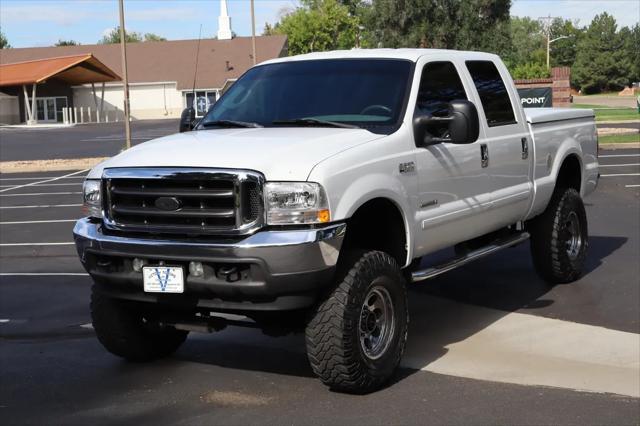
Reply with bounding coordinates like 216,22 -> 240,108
524,107 -> 595,124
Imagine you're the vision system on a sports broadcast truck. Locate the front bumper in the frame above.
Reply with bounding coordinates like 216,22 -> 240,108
73,219 -> 346,312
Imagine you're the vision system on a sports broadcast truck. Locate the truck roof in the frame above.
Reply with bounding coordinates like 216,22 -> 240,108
261,48 -> 501,65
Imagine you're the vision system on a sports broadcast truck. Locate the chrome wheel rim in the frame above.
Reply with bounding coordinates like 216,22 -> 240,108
359,285 -> 395,360
565,211 -> 583,260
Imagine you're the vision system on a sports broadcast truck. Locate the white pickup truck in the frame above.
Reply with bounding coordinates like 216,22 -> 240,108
74,49 -> 599,393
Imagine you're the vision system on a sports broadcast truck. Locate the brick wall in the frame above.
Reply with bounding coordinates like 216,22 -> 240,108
514,67 -> 571,107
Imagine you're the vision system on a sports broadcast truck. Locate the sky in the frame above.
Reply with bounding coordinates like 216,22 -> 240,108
0,0 -> 638,48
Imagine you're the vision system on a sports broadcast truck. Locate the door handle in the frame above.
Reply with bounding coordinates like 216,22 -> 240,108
480,143 -> 489,168
521,137 -> 529,160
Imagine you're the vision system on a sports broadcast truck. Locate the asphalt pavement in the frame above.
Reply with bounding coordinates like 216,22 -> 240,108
0,120 -> 179,161
0,149 -> 639,425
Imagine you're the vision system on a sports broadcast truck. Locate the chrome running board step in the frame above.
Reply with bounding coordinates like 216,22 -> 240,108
411,232 -> 530,283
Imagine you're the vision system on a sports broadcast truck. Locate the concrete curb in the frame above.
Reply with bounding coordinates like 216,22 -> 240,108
0,157 -> 108,174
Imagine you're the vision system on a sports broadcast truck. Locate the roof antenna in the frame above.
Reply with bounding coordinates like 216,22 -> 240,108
191,24 -> 203,101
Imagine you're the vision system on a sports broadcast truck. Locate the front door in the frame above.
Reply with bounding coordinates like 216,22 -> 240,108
412,59 -> 494,256
35,97 -> 67,123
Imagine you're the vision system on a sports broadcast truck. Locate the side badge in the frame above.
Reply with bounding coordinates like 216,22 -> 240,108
399,161 -> 415,174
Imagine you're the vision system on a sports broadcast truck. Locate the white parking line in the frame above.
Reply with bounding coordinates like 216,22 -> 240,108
599,154 -> 640,158
0,219 -> 78,225
600,173 -> 640,177
0,176 -> 86,182
0,169 -> 88,194
0,204 -> 82,209
0,192 -> 82,197
0,272 -> 88,276
599,163 -> 640,167
626,184 -> 640,188
0,183 -> 82,188
0,242 -> 75,246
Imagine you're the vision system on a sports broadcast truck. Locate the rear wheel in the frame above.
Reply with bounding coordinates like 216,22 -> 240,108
91,285 -> 188,361
529,187 -> 588,283
305,250 -> 409,393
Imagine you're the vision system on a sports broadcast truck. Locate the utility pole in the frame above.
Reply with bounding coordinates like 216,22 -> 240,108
118,0 -> 132,150
250,0 -> 257,65
539,15 -> 563,69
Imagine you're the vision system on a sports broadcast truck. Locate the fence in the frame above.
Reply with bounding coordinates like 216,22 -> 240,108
62,106 -> 126,124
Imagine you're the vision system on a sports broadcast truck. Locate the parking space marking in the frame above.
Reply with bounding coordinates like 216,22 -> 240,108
0,192 -> 82,197
599,163 -> 640,167
0,169 -> 88,194
600,173 -> 640,177
0,242 -> 75,246
625,184 -> 640,188
0,219 -> 77,225
0,183 -> 82,188
0,204 -> 82,209
599,154 -> 640,158
0,272 -> 88,276
0,176 -> 85,182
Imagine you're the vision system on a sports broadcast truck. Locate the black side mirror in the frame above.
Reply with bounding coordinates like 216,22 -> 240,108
413,100 -> 480,146
179,107 -> 196,133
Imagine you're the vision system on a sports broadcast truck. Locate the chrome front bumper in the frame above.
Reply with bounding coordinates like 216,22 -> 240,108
73,219 -> 346,311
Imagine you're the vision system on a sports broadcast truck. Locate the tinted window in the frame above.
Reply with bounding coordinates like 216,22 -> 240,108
201,59 -> 413,133
466,61 -> 516,127
415,62 -> 467,116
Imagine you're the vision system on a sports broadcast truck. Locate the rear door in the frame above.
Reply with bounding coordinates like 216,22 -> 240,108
412,58 -> 494,255
464,60 -> 532,228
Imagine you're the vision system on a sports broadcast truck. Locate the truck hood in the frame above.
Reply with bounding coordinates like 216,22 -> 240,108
87,127 -> 384,181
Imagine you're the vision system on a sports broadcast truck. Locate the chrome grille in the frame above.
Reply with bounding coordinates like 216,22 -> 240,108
102,168 -> 264,235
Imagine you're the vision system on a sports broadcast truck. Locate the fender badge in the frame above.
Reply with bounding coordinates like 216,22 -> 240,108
399,161 -> 415,173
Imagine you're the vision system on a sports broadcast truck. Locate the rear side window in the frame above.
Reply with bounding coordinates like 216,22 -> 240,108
415,61 -> 467,117
466,61 -> 516,127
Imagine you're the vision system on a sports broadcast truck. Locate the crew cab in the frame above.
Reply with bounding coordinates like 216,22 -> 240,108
74,49 -> 599,393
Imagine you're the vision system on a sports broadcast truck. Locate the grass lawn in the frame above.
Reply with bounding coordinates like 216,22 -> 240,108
572,104 -> 640,122
599,133 -> 640,144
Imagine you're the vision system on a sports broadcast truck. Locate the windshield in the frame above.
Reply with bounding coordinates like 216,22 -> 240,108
199,59 -> 413,133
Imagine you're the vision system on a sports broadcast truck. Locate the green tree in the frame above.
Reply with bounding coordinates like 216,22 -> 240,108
99,27 -> 166,44
362,0 -> 511,56
0,30 -> 10,49
548,18 -> 582,68
269,0 -> 360,55
55,39 -> 79,46
504,16 -> 545,69
143,33 -> 167,42
573,13 -> 632,93
620,23 -> 640,84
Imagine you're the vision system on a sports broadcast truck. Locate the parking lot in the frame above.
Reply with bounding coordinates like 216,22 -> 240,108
0,148 -> 639,425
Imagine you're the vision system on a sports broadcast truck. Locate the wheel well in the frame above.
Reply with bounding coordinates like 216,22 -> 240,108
557,154 -> 581,193
342,198 -> 407,266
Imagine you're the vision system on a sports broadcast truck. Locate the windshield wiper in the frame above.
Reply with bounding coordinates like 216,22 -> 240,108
200,120 -> 263,128
272,118 -> 359,129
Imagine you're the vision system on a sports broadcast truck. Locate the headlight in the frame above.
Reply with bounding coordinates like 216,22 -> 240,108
265,182 -> 330,225
82,179 -> 102,218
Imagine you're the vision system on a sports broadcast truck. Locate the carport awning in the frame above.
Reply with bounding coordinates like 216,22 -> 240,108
0,54 -> 121,87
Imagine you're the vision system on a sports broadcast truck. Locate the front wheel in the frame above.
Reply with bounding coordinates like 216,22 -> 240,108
529,187 -> 589,283
305,250 -> 409,393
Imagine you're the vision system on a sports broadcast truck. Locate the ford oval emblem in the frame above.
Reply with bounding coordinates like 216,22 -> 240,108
154,197 -> 182,211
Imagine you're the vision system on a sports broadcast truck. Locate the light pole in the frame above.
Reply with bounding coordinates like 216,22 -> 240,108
547,35 -> 570,69
118,0 -> 132,150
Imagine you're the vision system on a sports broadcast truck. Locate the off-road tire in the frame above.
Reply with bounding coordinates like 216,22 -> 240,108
91,285 -> 188,361
305,250 -> 409,393
529,187 -> 588,284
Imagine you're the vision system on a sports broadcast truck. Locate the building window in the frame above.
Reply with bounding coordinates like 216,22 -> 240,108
184,91 -> 217,117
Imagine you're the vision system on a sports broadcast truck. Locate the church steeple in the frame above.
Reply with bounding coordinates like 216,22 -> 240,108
217,0 -> 233,40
